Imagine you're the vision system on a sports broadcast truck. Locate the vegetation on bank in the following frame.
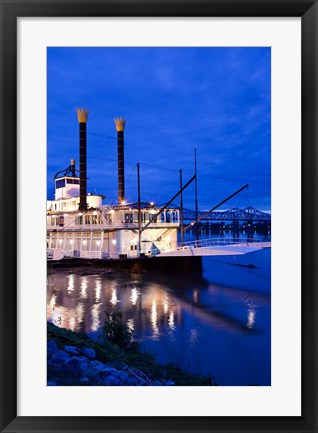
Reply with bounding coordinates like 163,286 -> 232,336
47,319 -> 214,386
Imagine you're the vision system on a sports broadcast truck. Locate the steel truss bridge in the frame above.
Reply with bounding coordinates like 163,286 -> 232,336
179,206 -> 271,222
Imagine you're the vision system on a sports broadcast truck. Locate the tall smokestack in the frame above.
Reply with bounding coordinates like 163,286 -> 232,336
114,117 -> 126,204
70,159 -> 76,177
76,108 -> 89,211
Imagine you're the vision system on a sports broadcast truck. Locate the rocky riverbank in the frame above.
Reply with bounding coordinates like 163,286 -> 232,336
47,322 -> 214,386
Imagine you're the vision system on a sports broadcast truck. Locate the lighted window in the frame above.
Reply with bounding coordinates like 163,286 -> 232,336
124,213 -> 133,223
91,239 -> 101,251
105,214 -> 112,223
144,212 -> 149,222
66,239 -> 73,250
149,214 -> 157,223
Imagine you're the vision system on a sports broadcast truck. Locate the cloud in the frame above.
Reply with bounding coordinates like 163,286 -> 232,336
47,47 -> 271,211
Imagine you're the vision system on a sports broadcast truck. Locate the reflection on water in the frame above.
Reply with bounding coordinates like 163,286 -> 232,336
47,249 -> 271,385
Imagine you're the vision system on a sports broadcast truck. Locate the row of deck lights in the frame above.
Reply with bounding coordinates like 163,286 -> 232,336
119,200 -> 155,207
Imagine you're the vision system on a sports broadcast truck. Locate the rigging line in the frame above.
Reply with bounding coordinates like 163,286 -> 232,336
89,137 -> 117,162
125,164 -> 137,186
91,165 -> 118,204
89,155 -> 117,163
140,162 -> 181,174
102,164 -> 138,206
149,170 -> 184,201
109,164 -> 137,204
88,162 -> 116,184
88,132 -> 116,140
148,182 -> 171,202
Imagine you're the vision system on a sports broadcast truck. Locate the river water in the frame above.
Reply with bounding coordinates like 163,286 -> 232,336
47,233 -> 271,386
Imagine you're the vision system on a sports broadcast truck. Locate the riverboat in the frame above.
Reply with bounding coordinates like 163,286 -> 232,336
47,108 -> 267,262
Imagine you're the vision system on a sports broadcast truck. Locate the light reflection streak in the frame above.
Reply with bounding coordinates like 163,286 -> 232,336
76,303 -> 84,324
163,300 -> 169,314
193,289 -> 199,303
247,307 -> 256,329
67,274 -> 75,294
49,294 -> 56,309
130,287 -> 139,306
168,311 -> 175,330
127,318 -> 135,332
151,299 -> 159,339
189,328 -> 199,347
69,317 -> 76,331
95,279 -> 102,302
110,289 -> 119,307
80,277 -> 88,299
91,304 -> 101,331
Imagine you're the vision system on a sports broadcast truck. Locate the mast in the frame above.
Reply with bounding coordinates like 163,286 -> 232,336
137,163 -> 142,255
180,169 -> 184,245
194,147 -> 199,243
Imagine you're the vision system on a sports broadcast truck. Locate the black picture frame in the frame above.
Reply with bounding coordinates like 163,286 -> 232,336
0,0 -> 317,432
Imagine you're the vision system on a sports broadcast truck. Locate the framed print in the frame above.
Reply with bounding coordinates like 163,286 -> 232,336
0,0 -> 317,432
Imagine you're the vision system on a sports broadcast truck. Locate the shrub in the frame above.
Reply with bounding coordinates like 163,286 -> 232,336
102,312 -> 133,349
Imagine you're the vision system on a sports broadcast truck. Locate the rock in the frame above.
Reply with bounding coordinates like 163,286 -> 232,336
64,345 -> 79,355
104,375 -> 120,386
79,377 -> 89,385
89,359 -> 106,371
80,347 -> 96,360
87,360 -> 107,378
164,380 -> 176,386
51,350 -> 70,365
47,359 -> 58,370
48,338 -> 58,351
119,372 -> 129,381
65,356 -> 89,374
47,339 -> 58,357
101,367 -> 121,378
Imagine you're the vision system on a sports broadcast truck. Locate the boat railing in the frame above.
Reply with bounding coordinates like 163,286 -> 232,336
47,222 -> 179,231
171,237 -> 262,251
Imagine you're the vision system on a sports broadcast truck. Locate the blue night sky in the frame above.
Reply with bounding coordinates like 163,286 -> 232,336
47,47 -> 271,211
